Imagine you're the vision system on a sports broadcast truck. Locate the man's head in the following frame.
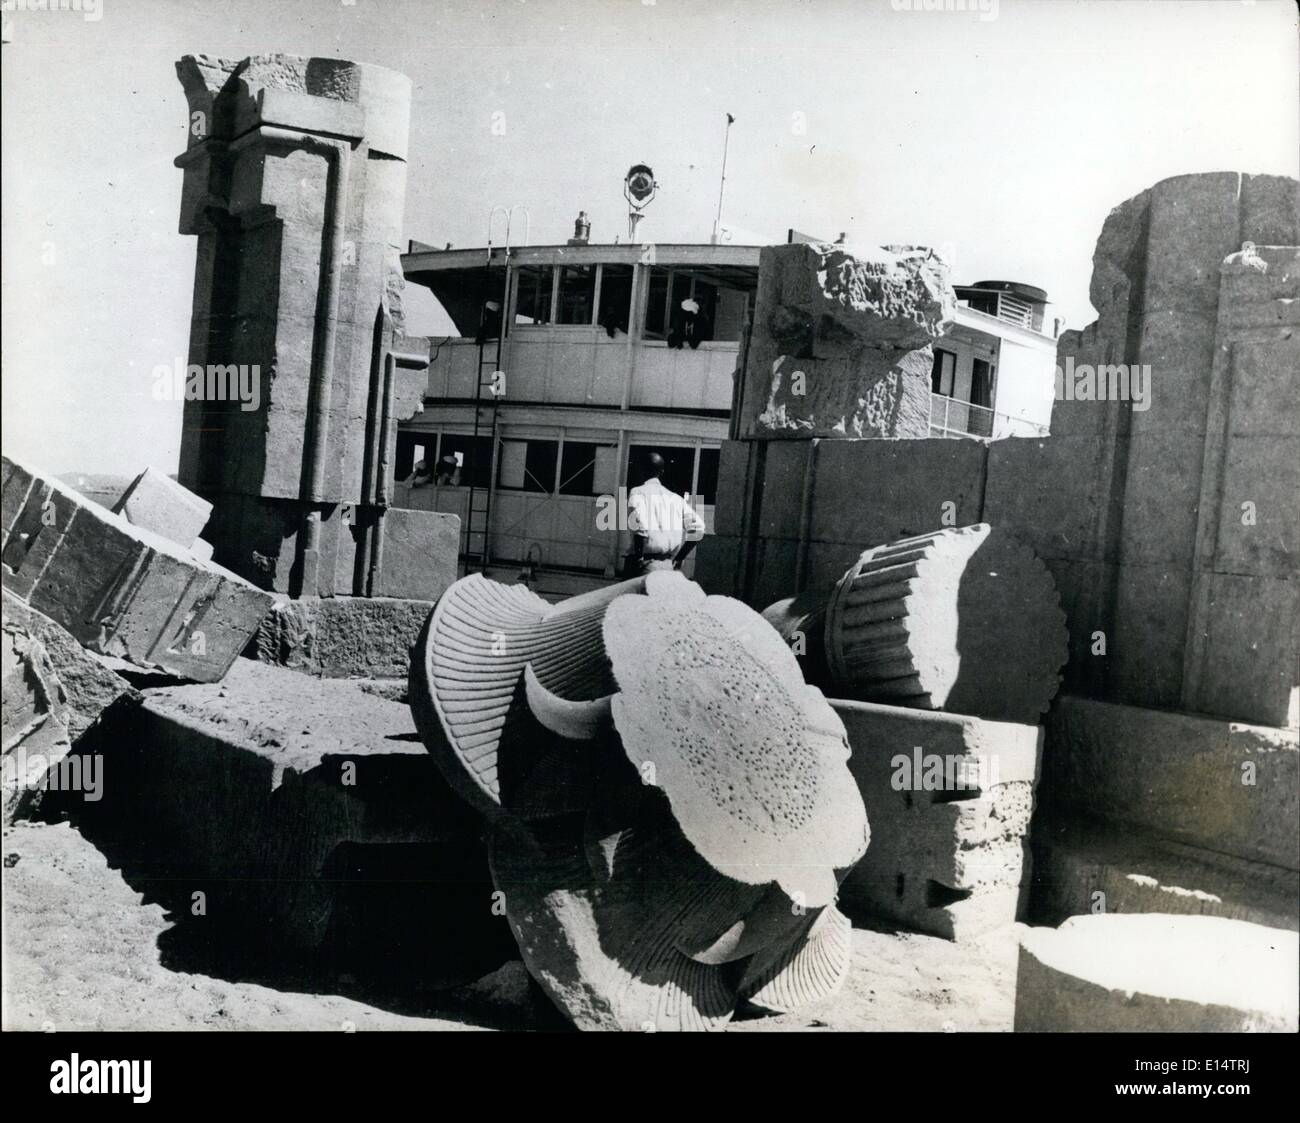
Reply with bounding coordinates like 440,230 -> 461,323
643,451 -> 667,482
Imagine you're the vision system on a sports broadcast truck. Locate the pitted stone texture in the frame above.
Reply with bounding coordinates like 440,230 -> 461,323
1015,914 -> 1299,1032
739,242 -> 955,439
766,242 -> 954,351
176,53 -> 411,159
605,573 -> 868,908
757,347 -> 934,438
2,456 -> 272,683
833,699 -> 1041,940
112,466 -> 212,551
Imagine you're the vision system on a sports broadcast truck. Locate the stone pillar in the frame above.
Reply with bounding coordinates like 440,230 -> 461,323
1032,172 -> 1300,727
173,54 -> 444,599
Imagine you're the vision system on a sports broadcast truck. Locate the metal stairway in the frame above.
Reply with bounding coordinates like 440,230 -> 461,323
463,205 -> 529,574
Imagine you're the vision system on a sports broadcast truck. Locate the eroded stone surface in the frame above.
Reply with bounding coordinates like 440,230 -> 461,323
173,54 -> 442,598
252,595 -> 435,679
833,699 -> 1041,940
738,242 -> 955,438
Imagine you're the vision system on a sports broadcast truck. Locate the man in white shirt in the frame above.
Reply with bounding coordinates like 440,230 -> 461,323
626,452 -> 706,576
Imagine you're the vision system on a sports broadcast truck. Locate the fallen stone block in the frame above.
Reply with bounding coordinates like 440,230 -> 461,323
1031,816 -> 1298,932
112,465 -> 212,550
367,507 -> 460,601
53,658 -> 512,985
737,241 -> 956,439
2,456 -> 272,682
250,594 -> 434,678
765,524 -> 1068,724
833,699 -> 1041,940
1043,695 -> 1299,871
1015,914 -> 1299,1031
2,592 -> 139,823
2,591 -> 139,740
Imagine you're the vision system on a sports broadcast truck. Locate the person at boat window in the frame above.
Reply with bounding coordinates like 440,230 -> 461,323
434,454 -> 461,486
624,451 -> 705,576
667,297 -> 711,349
599,308 -> 625,338
407,458 -> 434,488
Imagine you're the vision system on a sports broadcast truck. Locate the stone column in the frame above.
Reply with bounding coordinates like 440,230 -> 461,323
173,53 -> 437,598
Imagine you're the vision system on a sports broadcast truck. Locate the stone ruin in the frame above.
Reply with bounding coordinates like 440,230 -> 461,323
410,570 -> 868,1029
695,170 -> 1299,1026
2,49 -> 1296,1034
762,523 -> 1069,723
737,241 -> 956,438
172,53 -> 461,678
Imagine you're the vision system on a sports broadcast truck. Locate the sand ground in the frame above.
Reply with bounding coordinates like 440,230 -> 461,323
2,818 -> 1020,1032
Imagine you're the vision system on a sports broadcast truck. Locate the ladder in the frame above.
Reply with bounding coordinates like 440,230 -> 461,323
463,205 -> 529,573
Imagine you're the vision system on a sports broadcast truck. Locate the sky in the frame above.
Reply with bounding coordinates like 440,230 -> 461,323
2,0 -> 1297,476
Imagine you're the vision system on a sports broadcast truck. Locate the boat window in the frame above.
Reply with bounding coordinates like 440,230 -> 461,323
498,438 -> 559,493
556,265 -> 596,325
643,267 -> 670,338
395,432 -> 427,482
931,349 -> 956,397
597,264 -> 633,337
559,441 -> 619,496
712,287 -> 748,342
436,433 -> 494,489
961,290 -> 999,316
971,358 -> 994,409
627,443 -> 694,497
696,447 -> 720,506
515,266 -> 553,324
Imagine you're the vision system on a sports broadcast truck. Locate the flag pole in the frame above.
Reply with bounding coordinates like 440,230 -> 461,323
712,113 -> 735,245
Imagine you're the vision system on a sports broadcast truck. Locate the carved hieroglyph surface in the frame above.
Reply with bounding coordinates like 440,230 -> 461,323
410,570 -> 870,1029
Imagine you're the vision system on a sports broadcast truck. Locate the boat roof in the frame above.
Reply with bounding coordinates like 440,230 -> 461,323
403,241 -> 762,276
